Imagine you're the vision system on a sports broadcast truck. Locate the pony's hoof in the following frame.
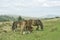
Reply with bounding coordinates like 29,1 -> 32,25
23,32 -> 26,34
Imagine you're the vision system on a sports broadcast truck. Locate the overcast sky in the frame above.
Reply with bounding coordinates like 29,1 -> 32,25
0,0 -> 60,17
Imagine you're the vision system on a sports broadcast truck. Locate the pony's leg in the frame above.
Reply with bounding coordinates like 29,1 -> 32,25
29,26 -> 33,32
38,20 -> 43,30
36,25 -> 39,30
20,26 -> 24,34
20,28 -> 23,35
12,22 -> 18,32
40,23 -> 43,31
12,25 -> 16,32
20,25 -> 26,35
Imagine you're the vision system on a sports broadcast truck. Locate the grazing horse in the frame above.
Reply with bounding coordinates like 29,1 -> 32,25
12,21 -> 26,34
12,20 -> 33,34
31,19 -> 43,30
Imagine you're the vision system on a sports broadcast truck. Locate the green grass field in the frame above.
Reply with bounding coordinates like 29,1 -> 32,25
0,18 -> 60,40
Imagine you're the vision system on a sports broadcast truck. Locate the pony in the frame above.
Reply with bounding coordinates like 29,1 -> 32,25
12,19 -> 43,34
12,20 -> 33,34
31,19 -> 43,30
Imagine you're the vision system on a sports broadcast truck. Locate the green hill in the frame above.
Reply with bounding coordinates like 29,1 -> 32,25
0,15 -> 16,22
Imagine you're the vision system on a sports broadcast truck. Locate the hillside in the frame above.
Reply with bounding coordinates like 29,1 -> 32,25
0,15 -> 60,22
0,18 -> 60,40
0,15 -> 16,22
0,15 -> 40,22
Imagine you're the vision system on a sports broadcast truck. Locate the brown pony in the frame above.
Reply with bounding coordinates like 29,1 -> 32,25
31,19 -> 43,30
12,20 -> 33,34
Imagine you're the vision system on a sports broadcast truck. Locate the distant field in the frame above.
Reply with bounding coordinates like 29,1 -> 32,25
0,18 -> 60,40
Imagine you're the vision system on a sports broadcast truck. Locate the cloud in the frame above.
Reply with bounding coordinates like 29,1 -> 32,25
0,0 -> 60,9
23,0 -> 60,7
32,0 -> 47,6
42,1 -> 60,7
23,0 -> 47,8
0,0 -> 60,17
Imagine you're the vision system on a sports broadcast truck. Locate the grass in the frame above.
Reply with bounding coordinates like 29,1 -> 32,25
0,18 -> 60,40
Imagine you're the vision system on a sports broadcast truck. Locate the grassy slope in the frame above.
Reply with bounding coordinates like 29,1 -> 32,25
0,18 -> 60,40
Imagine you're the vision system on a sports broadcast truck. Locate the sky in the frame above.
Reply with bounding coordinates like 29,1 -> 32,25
0,0 -> 60,17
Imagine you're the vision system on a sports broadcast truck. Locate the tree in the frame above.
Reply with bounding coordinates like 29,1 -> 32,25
18,16 -> 22,21
55,16 -> 60,18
